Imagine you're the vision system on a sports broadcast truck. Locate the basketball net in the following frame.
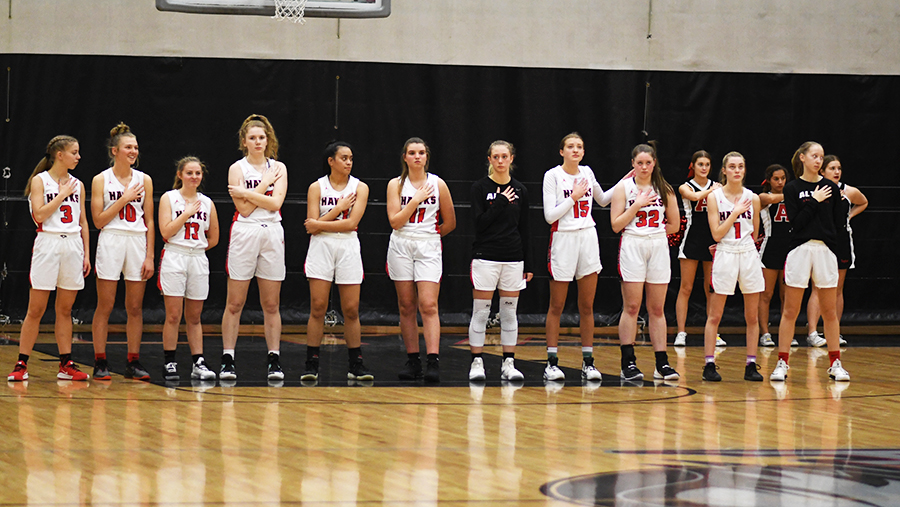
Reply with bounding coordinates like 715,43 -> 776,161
273,0 -> 308,24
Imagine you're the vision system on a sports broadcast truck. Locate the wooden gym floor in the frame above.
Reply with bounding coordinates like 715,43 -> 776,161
1,324 -> 899,506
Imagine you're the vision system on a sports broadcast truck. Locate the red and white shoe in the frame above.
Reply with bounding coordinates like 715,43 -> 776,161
58,361 -> 88,381
8,361 -> 28,381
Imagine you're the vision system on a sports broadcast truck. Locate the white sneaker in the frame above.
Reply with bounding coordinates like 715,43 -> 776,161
759,333 -> 775,347
770,358 -> 789,381
501,357 -> 524,381
163,362 -> 179,382
581,359 -> 602,381
716,335 -> 727,347
192,359 -> 216,380
544,358 -> 565,381
828,358 -> 850,381
839,334 -> 848,346
673,332 -> 687,347
468,357 -> 486,381
807,331 -> 827,347
791,337 -> 800,347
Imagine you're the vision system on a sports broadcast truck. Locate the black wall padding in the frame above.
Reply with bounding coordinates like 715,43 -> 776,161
0,54 -> 897,326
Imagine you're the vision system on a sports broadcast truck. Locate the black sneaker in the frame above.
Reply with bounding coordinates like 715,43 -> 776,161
620,362 -> 644,381
163,361 -> 180,382
125,360 -> 151,380
220,354 -> 237,381
93,359 -> 111,380
744,361 -> 763,382
267,353 -> 285,381
348,359 -> 374,381
398,356 -> 423,380
301,358 -> 319,381
702,362 -> 722,381
424,357 -> 440,383
653,363 -> 680,381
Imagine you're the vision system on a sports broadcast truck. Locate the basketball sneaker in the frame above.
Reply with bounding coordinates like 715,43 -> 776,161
501,357 -> 524,381
620,362 -> 644,381
163,362 -> 180,382
716,335 -> 727,347
93,359 -> 111,380
807,331 -> 826,347
827,358 -> 850,381
125,360 -> 151,380
759,333 -> 775,347
673,332 -> 687,347
581,357 -> 602,381
348,359 -> 374,381
791,337 -> 799,346
8,361 -> 28,382
543,356 -> 565,381
267,353 -> 285,381
744,362 -> 763,381
398,356 -> 423,380
220,354 -> 237,380
424,357 -> 440,383
468,357 -> 486,381
58,360 -> 88,381
839,334 -> 848,346
702,362 -> 721,381
770,358 -> 789,381
301,358 -> 319,381
654,364 -> 679,381
192,359 -> 216,381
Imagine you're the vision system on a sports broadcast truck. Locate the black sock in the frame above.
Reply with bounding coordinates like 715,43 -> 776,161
472,352 -> 483,360
407,352 -> 420,361
164,350 -> 176,363
59,353 -> 71,365
655,351 -> 669,370
192,354 -> 203,365
426,353 -> 439,362
503,351 -> 514,359
307,346 -> 320,361
18,354 -> 29,364
348,347 -> 362,362
620,344 -> 636,368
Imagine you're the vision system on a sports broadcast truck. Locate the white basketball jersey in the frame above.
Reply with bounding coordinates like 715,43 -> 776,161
317,175 -> 360,227
398,173 -> 441,236
163,189 -> 212,250
235,157 -> 281,223
623,177 -> 667,235
713,187 -> 755,249
100,167 -> 148,232
543,165 -> 600,232
30,171 -> 83,234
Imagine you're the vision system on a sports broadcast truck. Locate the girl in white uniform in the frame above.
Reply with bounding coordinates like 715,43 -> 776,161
542,133 -> 629,383
387,137 -> 456,383
91,123 -> 155,381
302,141 -> 372,382
8,136 -> 91,382
700,152 -> 764,382
610,143 -> 680,382
158,157 -> 219,382
806,155 -> 867,347
221,114 -> 288,382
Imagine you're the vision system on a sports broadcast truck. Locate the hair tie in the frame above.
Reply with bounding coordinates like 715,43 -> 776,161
761,179 -> 767,186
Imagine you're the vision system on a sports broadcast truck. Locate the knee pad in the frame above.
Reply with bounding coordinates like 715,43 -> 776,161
499,296 -> 519,347
468,299 -> 492,348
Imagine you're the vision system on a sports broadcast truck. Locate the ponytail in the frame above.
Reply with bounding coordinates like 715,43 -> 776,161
24,136 -> 78,196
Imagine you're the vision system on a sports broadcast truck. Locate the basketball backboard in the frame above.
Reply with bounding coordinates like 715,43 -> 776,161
156,0 -> 390,19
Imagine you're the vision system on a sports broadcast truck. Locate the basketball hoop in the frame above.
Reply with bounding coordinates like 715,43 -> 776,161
273,0 -> 308,24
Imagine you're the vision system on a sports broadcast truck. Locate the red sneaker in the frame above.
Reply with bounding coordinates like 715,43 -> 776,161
8,361 -> 28,381
58,361 -> 88,381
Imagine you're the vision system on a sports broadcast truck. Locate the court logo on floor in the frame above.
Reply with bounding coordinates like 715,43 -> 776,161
541,449 -> 900,506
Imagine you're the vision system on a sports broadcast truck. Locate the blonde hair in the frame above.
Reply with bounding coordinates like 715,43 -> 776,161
172,156 -> 208,190
719,151 -> 746,185
108,122 -> 137,166
24,135 -> 78,196
486,140 -> 515,176
790,141 -> 821,179
238,114 -> 279,160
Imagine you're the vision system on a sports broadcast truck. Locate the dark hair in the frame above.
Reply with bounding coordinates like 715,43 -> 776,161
762,164 -> 789,192
172,156 -> 208,190
24,135 -> 78,196
687,150 -> 712,179
631,142 -> 674,208
323,141 -> 354,175
399,137 -> 430,195
719,151 -> 746,185
821,154 -> 841,175
238,114 -> 279,160
790,141 -> 821,179
108,122 -> 138,167
486,140 -> 515,176
559,132 -> 583,150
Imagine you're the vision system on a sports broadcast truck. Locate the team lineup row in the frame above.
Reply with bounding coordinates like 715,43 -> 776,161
6,114 -> 866,386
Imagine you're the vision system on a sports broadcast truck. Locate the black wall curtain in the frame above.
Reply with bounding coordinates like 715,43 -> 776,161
0,54 -> 897,326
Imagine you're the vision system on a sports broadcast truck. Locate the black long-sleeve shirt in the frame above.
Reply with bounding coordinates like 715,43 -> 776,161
783,176 -> 843,256
470,176 -> 533,273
